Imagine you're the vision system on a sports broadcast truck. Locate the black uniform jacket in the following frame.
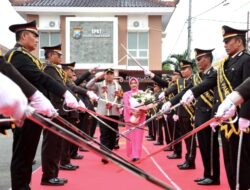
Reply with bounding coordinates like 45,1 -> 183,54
191,51 -> 250,120
170,67 -> 215,114
74,71 -> 91,86
43,63 -> 68,116
5,43 -> 66,99
235,77 -> 250,101
0,56 -> 36,98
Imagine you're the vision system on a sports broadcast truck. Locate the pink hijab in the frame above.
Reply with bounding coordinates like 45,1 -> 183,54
123,77 -> 139,122
129,77 -> 139,92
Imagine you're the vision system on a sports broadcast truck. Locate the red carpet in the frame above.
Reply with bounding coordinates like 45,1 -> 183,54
31,128 -> 229,190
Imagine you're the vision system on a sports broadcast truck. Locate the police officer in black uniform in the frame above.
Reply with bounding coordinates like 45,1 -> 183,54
181,26 -> 250,190
167,60 -> 197,169
5,20 -> 79,190
144,69 -> 182,157
166,49 -> 220,185
41,45 -> 79,186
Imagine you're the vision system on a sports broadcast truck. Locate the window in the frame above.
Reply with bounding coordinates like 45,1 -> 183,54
127,32 -> 149,67
39,31 -> 60,61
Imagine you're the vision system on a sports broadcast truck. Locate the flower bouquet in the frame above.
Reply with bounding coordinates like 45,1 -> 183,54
129,91 -> 156,124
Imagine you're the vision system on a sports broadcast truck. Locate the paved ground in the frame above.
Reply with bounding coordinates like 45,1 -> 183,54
0,130 -> 42,190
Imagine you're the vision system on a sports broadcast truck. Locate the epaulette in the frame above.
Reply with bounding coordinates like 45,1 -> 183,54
243,51 -> 250,56
13,46 -> 23,52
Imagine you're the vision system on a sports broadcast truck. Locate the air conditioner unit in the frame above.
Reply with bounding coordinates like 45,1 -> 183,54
133,21 -> 140,28
128,17 -> 148,31
49,21 -> 55,28
39,16 -> 60,30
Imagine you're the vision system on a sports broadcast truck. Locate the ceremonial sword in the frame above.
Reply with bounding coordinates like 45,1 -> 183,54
27,112 -> 175,190
121,43 -> 146,71
137,117 -> 221,163
236,131 -> 244,190
0,118 -> 15,123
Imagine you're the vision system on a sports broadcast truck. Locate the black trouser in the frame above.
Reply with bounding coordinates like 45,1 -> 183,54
221,131 -> 250,190
179,116 -> 196,163
11,120 -> 42,190
41,116 -> 69,181
70,118 -> 82,157
147,115 -> 156,140
60,117 -> 76,165
89,115 -> 97,137
99,116 -> 119,150
155,117 -> 164,143
79,112 -> 97,138
167,113 -> 181,155
196,119 -> 220,180
162,116 -> 172,144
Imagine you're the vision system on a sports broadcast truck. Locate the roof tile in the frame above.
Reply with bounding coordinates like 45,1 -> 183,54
13,0 -> 176,7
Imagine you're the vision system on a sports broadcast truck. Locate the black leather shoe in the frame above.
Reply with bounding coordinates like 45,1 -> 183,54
147,138 -> 156,141
79,147 -> 89,152
177,161 -> 187,167
154,141 -> 164,145
167,153 -> 182,159
101,158 -> 109,164
197,178 -> 220,185
132,158 -> 139,162
71,154 -> 84,159
194,177 -> 205,182
58,177 -> 68,183
178,162 -> 195,170
60,163 -> 79,170
41,178 -> 65,186
164,147 -> 173,151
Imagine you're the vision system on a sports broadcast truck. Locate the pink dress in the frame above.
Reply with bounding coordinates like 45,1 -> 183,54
123,80 -> 146,159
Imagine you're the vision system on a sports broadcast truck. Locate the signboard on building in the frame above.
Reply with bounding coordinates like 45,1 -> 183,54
66,17 -> 118,69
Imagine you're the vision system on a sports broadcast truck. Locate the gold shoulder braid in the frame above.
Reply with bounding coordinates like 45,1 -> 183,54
193,73 -> 214,108
217,57 -> 245,138
177,78 -> 195,127
43,63 -> 67,85
7,47 -> 43,70
168,82 -> 175,100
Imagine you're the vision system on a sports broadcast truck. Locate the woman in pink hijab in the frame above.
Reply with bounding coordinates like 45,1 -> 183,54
123,77 -> 146,161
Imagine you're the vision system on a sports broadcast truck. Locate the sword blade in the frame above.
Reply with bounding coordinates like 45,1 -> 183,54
0,118 -> 15,123
28,113 -> 175,190
121,43 -> 145,71
138,117 -> 219,163
77,108 -> 130,141
236,131 -> 244,190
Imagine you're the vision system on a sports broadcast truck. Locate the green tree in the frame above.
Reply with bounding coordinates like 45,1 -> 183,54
162,50 -> 198,73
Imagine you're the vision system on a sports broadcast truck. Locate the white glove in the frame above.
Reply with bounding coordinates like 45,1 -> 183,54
238,118 -> 250,132
87,91 -> 99,101
119,108 -> 123,115
181,89 -> 194,105
173,114 -> 179,122
163,114 -> 168,121
144,70 -> 155,78
161,101 -> 171,113
0,73 -> 28,121
210,122 -> 219,132
89,64 -> 100,74
30,91 -> 58,117
215,97 -> 236,119
63,90 -> 79,109
158,91 -> 165,100
95,71 -> 105,79
78,100 -> 86,112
